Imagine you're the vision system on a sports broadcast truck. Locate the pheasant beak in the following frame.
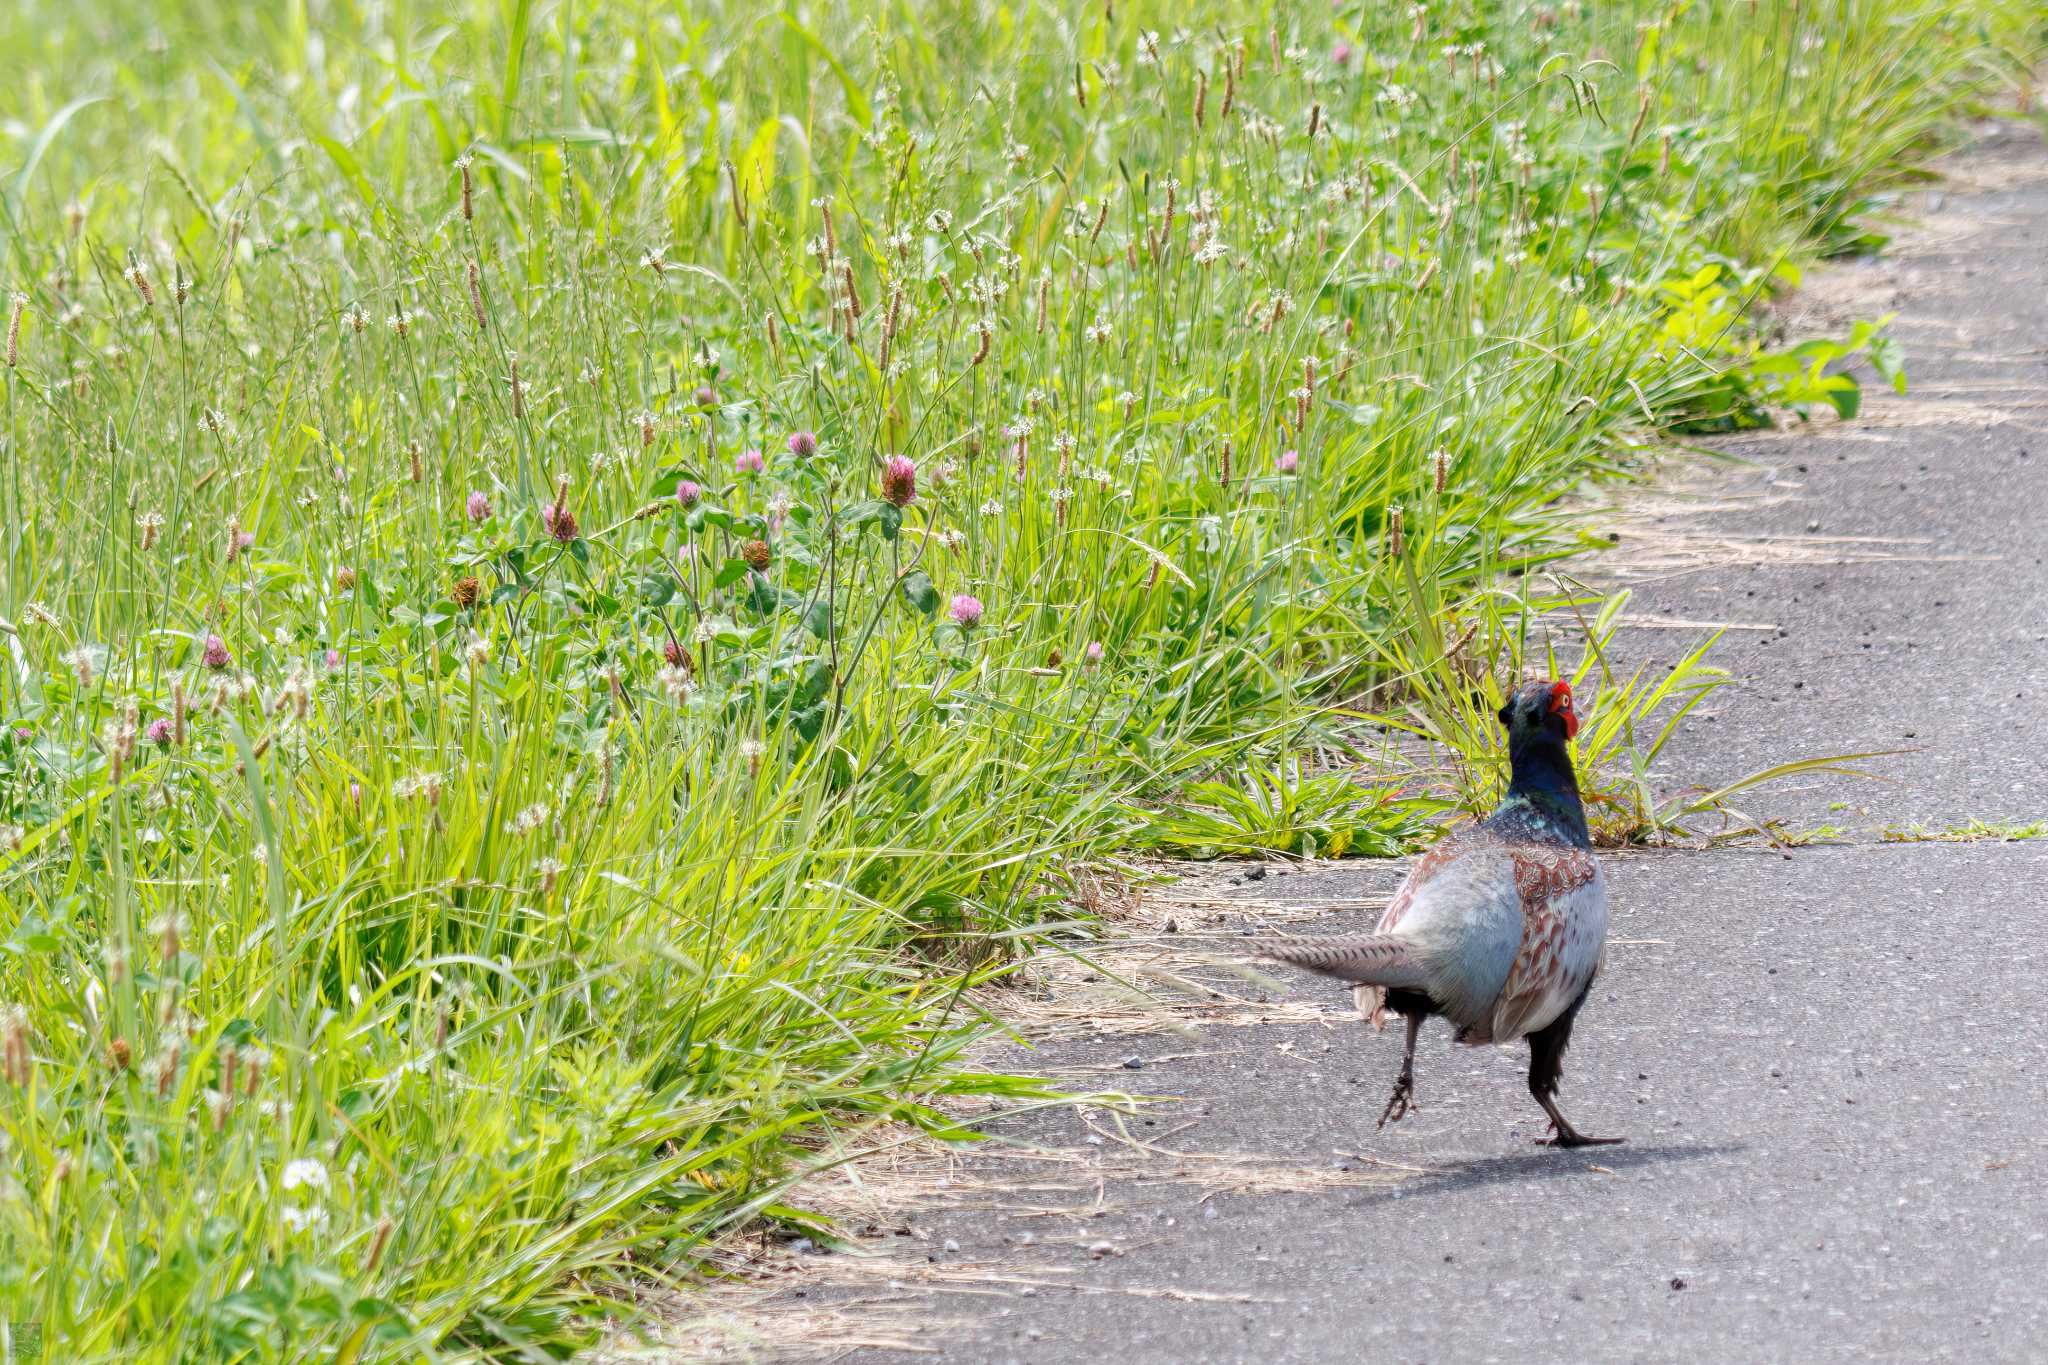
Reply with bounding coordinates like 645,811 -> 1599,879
1549,680 -> 1579,740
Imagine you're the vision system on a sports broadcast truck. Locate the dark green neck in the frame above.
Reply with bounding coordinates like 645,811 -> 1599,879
1506,731 -> 1591,848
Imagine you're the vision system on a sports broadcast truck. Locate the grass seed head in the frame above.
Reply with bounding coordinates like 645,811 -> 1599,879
1,1005 -> 28,1088
543,476 -> 577,542
151,912 -> 185,964
366,1218 -> 394,1273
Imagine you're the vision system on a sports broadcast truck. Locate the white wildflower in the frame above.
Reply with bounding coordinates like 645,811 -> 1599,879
281,1204 -> 328,1233
281,1158 -> 330,1195
508,803 -> 550,836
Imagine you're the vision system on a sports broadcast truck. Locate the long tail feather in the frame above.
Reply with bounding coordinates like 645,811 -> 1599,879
1261,933 -> 1428,989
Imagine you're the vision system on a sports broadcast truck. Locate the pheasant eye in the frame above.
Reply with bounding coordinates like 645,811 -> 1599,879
1549,681 -> 1579,739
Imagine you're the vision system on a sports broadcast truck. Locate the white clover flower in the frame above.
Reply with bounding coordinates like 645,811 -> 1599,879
281,1204 -> 328,1233
658,666 -> 695,704
392,771 -> 443,802
281,1157 -> 330,1194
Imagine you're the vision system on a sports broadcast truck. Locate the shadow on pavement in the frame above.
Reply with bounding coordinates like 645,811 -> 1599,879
1347,1141 -> 1742,1207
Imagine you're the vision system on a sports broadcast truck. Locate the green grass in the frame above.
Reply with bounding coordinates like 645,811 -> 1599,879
0,0 -> 2033,1358
1882,818 -> 2047,843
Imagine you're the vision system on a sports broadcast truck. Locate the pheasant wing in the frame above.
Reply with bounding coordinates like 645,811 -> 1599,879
1487,850 -> 1608,1045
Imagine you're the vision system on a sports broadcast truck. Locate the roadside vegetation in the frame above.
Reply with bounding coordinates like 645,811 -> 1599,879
0,0 -> 2033,1356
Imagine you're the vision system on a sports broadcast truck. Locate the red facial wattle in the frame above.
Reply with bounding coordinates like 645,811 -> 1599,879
1549,680 -> 1579,740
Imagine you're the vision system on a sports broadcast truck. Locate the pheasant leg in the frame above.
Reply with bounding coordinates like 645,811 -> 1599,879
1378,1012 -> 1424,1128
1534,1093 -> 1625,1148
1526,986 -> 1623,1147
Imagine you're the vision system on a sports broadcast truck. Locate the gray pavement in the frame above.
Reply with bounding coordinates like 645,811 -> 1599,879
824,123 -> 2048,1363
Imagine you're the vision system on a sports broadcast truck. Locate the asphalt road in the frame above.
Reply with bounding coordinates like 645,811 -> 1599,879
827,122 -> 2048,1364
